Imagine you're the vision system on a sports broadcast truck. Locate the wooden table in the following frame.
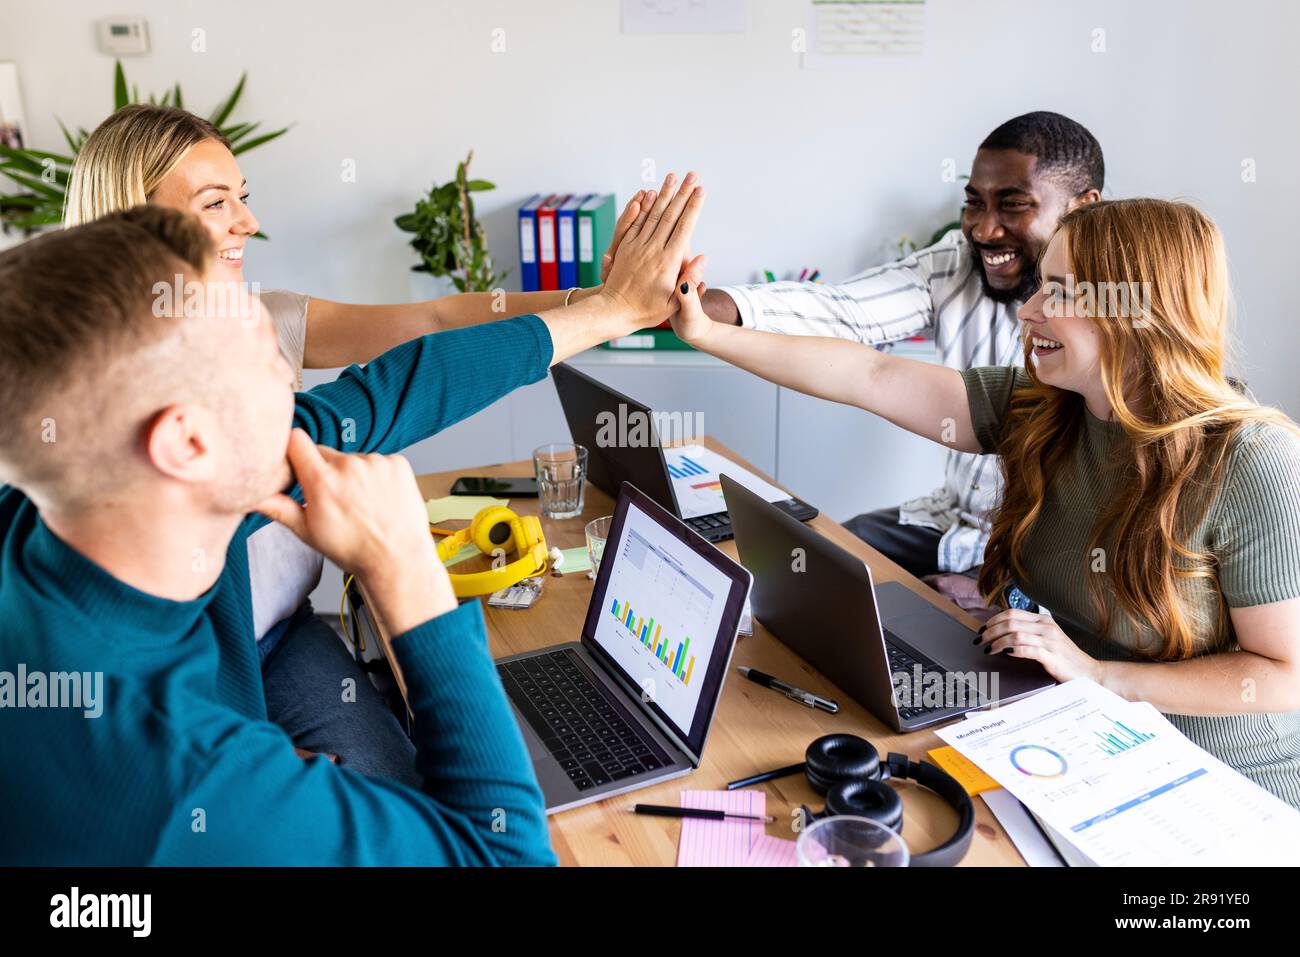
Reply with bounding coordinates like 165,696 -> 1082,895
367,437 -> 1025,867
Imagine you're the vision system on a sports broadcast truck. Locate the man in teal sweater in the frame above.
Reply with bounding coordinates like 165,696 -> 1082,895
0,174 -> 706,864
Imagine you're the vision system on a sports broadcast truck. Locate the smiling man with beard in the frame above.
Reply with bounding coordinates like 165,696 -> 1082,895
699,111 -> 1103,614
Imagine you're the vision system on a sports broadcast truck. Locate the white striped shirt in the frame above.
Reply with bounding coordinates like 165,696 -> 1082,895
719,230 -> 1024,572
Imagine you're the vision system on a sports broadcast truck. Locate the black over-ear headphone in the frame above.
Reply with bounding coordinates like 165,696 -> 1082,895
799,734 -> 974,868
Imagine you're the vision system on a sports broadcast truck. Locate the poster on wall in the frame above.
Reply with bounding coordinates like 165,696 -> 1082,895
621,0 -> 748,34
802,0 -> 926,69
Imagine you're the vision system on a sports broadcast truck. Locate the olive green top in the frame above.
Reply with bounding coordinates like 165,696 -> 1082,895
963,366 -> 1300,807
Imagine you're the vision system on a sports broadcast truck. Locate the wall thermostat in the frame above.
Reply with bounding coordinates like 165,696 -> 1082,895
96,18 -> 150,56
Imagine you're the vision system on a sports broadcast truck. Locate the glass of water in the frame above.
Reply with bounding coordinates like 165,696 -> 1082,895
533,443 -> 588,520
585,516 -> 613,576
797,815 -> 910,867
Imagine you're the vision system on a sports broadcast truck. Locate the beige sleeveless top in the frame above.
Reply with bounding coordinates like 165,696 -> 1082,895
248,290 -> 324,641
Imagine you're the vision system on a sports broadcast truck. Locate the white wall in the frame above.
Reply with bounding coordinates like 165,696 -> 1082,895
5,0 -> 1299,416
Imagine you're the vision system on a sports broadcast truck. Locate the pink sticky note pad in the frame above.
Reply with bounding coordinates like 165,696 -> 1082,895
676,789 -> 767,867
745,833 -> 799,868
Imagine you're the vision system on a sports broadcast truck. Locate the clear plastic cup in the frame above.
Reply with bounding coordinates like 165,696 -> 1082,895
585,516 -> 613,576
797,815 -> 910,867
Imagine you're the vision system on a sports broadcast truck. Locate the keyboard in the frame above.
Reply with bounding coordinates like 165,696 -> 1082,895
884,632 -> 981,722
684,512 -> 733,542
498,649 -> 673,792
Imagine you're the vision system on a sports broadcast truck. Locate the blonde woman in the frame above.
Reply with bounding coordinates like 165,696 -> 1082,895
670,198 -> 1300,807
65,103 -> 652,783
65,104 -> 622,380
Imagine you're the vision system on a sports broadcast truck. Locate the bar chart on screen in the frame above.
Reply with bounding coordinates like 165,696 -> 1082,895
593,509 -> 731,731
663,444 -> 790,519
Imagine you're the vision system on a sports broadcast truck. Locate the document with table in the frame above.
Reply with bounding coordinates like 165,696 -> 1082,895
936,679 -> 1300,866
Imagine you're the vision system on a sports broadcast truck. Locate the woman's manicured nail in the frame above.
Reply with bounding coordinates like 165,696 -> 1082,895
977,624 -> 987,634
680,282 -> 689,294
972,636 -> 982,645
982,645 -> 992,655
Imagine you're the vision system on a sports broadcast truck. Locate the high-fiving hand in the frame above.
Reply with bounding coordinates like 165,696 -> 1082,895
597,172 -> 708,330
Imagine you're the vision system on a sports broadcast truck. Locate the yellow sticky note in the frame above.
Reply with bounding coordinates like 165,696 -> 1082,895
425,495 -> 508,525
928,746 -> 999,796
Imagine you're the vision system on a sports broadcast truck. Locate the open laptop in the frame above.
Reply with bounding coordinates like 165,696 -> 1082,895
722,474 -> 1055,732
552,362 -> 817,543
495,481 -> 751,813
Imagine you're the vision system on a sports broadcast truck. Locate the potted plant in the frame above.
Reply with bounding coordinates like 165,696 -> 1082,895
0,60 -> 290,234
395,150 -> 507,296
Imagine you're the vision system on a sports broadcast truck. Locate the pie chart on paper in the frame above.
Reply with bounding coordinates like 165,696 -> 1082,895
1009,744 -> 1069,779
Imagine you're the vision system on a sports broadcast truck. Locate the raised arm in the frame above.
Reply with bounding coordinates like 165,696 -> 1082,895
299,192 -> 652,367
289,173 -> 704,459
671,274 -> 981,453
697,234 -> 964,344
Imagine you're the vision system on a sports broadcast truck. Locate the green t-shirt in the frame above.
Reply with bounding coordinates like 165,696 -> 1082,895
962,366 -> 1300,807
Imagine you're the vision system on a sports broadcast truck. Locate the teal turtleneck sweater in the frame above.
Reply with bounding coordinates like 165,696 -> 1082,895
0,315 -> 558,865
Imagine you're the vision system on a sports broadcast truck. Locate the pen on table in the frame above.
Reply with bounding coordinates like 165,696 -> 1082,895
763,269 -> 776,283
738,666 -> 838,714
808,268 -> 821,282
629,804 -> 775,823
725,763 -> 807,791
798,267 -> 808,281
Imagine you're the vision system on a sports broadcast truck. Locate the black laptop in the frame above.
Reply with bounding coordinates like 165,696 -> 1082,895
496,482 -> 751,813
722,474 -> 1055,732
552,362 -> 817,543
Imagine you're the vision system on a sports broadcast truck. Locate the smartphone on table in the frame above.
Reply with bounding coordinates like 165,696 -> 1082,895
449,476 -> 539,497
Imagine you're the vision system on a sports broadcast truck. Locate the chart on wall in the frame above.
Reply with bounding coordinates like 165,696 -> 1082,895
802,0 -> 926,69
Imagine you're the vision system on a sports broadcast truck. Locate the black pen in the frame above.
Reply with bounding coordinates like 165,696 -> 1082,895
629,804 -> 775,823
739,666 -> 838,713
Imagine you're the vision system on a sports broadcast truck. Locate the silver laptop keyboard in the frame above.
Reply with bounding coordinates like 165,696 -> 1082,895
884,632 -> 979,722
498,649 -> 672,791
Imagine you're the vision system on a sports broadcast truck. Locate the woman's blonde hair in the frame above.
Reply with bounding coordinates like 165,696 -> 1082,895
979,198 -> 1300,660
63,104 -> 229,227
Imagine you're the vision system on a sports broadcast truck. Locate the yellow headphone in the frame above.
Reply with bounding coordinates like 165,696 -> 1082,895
431,505 -> 551,598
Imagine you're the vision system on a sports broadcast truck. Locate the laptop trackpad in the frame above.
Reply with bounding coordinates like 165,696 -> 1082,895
881,604 -> 974,664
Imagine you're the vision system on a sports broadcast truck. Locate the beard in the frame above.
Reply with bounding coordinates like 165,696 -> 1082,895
970,242 -> 1041,305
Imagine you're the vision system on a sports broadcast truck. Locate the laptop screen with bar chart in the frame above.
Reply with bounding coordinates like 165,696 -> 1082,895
582,483 -> 750,759
662,443 -> 791,519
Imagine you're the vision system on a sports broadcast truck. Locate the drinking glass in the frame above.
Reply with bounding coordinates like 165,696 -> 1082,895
585,516 -> 613,575
796,815 -> 910,867
533,443 -> 588,519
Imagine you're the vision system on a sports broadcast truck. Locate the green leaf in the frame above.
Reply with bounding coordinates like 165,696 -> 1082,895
114,61 -> 129,110
230,126 -> 290,156
173,83 -> 184,110
7,209 -> 63,229
222,121 -> 259,144
394,212 -> 420,232
3,145 -> 73,165
208,72 -> 247,128
465,179 -> 495,192
0,146 -> 50,176
56,119 -> 82,155
0,193 -> 43,210
0,169 -> 64,200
